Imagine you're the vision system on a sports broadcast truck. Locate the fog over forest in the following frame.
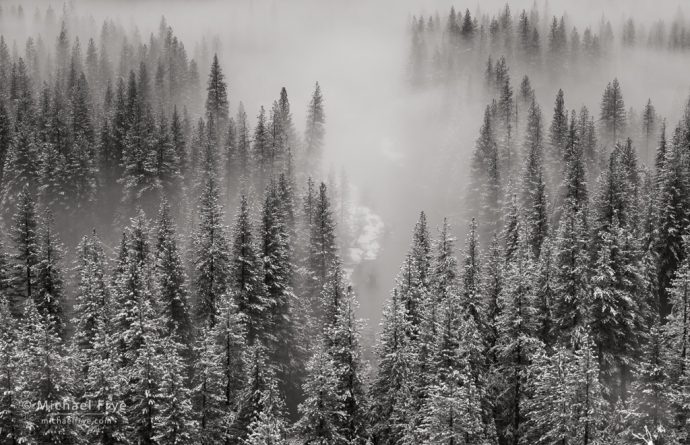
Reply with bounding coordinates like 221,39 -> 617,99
1,0 -> 690,443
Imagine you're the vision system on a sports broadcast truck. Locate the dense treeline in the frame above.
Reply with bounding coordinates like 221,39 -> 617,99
384,5 -> 690,445
0,2 -> 688,445
0,5 -> 354,444
409,3 -> 690,88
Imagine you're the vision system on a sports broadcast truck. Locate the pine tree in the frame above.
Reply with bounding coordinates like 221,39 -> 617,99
227,194 -> 267,346
410,211 -> 432,290
589,214 -> 647,404
126,321 -> 166,444
600,78 -> 627,144
663,240 -> 690,437
521,100 -> 548,257
34,213 -> 66,336
8,186 -> 39,316
369,289 -> 415,444
307,182 -> 338,323
524,330 -> 607,444
153,113 -> 181,195
17,300 -> 77,443
154,336 -> 197,445
548,89 -> 568,167
324,286 -> 369,443
205,54 -> 228,145
235,102 -> 251,182
553,200 -> 591,344
193,174 -> 231,327
470,106 -> 501,241
260,181 -> 299,414
155,198 -> 192,342
562,109 -> 588,210
494,237 -> 539,445
230,345 -> 284,443
253,106 -> 270,188
642,99 -> 657,164
460,218 -> 484,331
304,82 -> 325,174
533,238 -> 555,347
0,102 -> 12,186
655,128 -> 688,317
0,296 -> 24,444
297,342 -> 341,444
417,296 -> 486,444
1,123 -> 39,213
111,210 -> 157,366
192,326 -> 228,444
629,320 -> 675,443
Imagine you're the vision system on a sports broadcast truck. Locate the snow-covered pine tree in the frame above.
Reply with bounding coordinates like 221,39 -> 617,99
155,198 -> 192,343
410,211 -> 432,290
461,218 -> 485,333
524,329 -> 607,444
307,182 -> 338,326
562,109 -> 588,211
589,213 -> 647,405
260,180 -> 300,414
547,89 -> 567,184
235,102 -> 251,185
111,210 -> 157,366
152,113 -> 181,196
73,231 -> 113,354
599,78 -> 627,145
654,125 -> 688,317
324,284 -> 369,443
551,200 -> 590,342
192,325 -> 227,444
521,99 -> 548,257
304,82 -> 325,175
229,344 -> 285,443
662,238 -> 690,439
469,106 -> 501,242
17,299 -> 77,443
493,234 -> 539,445
642,99 -> 657,164
369,289 -> 415,444
154,335 -> 197,444
0,295 -> 24,444
229,194 -> 268,344
205,54 -> 229,146
8,186 -> 39,316
629,319 -> 675,444
75,246 -> 126,444
33,212 -> 66,336
296,342 -> 341,444
193,173 -> 231,327
253,106 -> 270,190
0,102 -> 12,187
417,294 -> 488,444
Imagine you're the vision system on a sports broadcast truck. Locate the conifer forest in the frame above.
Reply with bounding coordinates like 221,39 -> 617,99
2,0 -> 690,443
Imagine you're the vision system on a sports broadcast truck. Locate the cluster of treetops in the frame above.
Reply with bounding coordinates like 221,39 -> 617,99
408,3 -> 690,86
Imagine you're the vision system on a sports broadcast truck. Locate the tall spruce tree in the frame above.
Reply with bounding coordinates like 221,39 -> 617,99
193,174 -> 231,327
33,213 -> 66,335
205,54 -> 229,146
304,82 -> 325,174
155,198 -> 192,342
600,79 -> 627,145
8,186 -> 39,316
229,195 -> 267,344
